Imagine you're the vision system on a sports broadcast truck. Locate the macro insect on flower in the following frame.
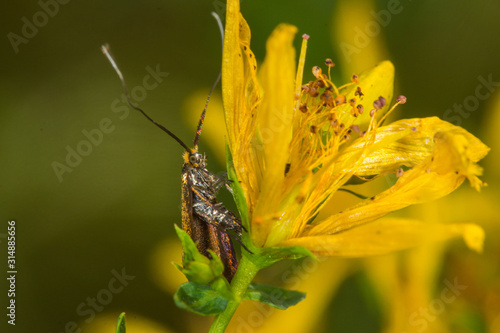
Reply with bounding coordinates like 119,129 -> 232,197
106,0 -> 490,330
101,45 -> 247,283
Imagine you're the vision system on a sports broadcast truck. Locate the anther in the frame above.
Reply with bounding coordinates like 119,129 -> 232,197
315,80 -> 325,88
334,94 -> 346,105
373,96 -> 386,110
312,66 -> 322,79
378,96 -> 387,108
309,87 -> 319,97
355,86 -> 364,97
396,95 -> 407,104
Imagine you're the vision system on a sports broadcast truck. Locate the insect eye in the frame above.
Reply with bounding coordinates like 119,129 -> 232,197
189,155 -> 198,164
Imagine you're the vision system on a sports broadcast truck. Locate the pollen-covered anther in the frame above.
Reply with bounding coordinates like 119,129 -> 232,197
325,58 -> 335,67
373,96 -> 386,110
378,96 -> 387,107
310,125 -> 317,134
396,95 -> 407,104
355,86 -> 364,98
350,124 -> 360,135
312,66 -> 323,79
334,94 -> 346,106
349,98 -> 356,107
314,80 -> 325,88
320,91 -> 334,107
309,87 -> 319,97
356,104 -> 364,114
299,104 -> 308,113
327,113 -> 335,121
351,74 -> 359,84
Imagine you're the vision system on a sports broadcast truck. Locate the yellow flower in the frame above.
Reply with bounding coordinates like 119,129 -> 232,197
222,0 -> 488,256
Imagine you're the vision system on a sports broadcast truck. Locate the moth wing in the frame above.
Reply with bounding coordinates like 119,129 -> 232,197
207,225 -> 238,281
181,164 -> 209,255
182,164 -> 238,282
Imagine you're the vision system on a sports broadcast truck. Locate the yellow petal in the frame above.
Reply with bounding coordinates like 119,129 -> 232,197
338,60 -> 394,128
281,218 -> 484,256
344,116 -> 489,177
307,117 -> 489,236
270,61 -> 396,244
252,24 -> 298,246
222,1 -> 261,212
221,0 -> 241,149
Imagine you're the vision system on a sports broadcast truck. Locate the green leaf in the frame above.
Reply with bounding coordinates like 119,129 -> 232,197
174,282 -> 229,316
249,245 -> 316,269
244,282 -> 306,310
115,312 -> 126,333
174,225 -> 226,285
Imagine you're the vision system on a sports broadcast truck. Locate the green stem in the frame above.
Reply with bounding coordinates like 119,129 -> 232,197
209,254 -> 259,332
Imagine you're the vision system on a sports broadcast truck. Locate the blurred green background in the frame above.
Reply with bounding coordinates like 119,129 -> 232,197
1,0 -> 499,332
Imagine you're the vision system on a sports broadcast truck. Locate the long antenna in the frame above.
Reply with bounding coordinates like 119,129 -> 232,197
211,11 -> 224,50
101,44 -> 191,152
192,72 -> 221,149
192,12 -> 225,149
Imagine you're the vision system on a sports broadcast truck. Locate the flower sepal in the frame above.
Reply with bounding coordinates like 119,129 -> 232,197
173,225 -> 227,285
173,226 -> 235,315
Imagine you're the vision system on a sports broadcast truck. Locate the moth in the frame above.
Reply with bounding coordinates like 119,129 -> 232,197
101,44 -> 245,281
